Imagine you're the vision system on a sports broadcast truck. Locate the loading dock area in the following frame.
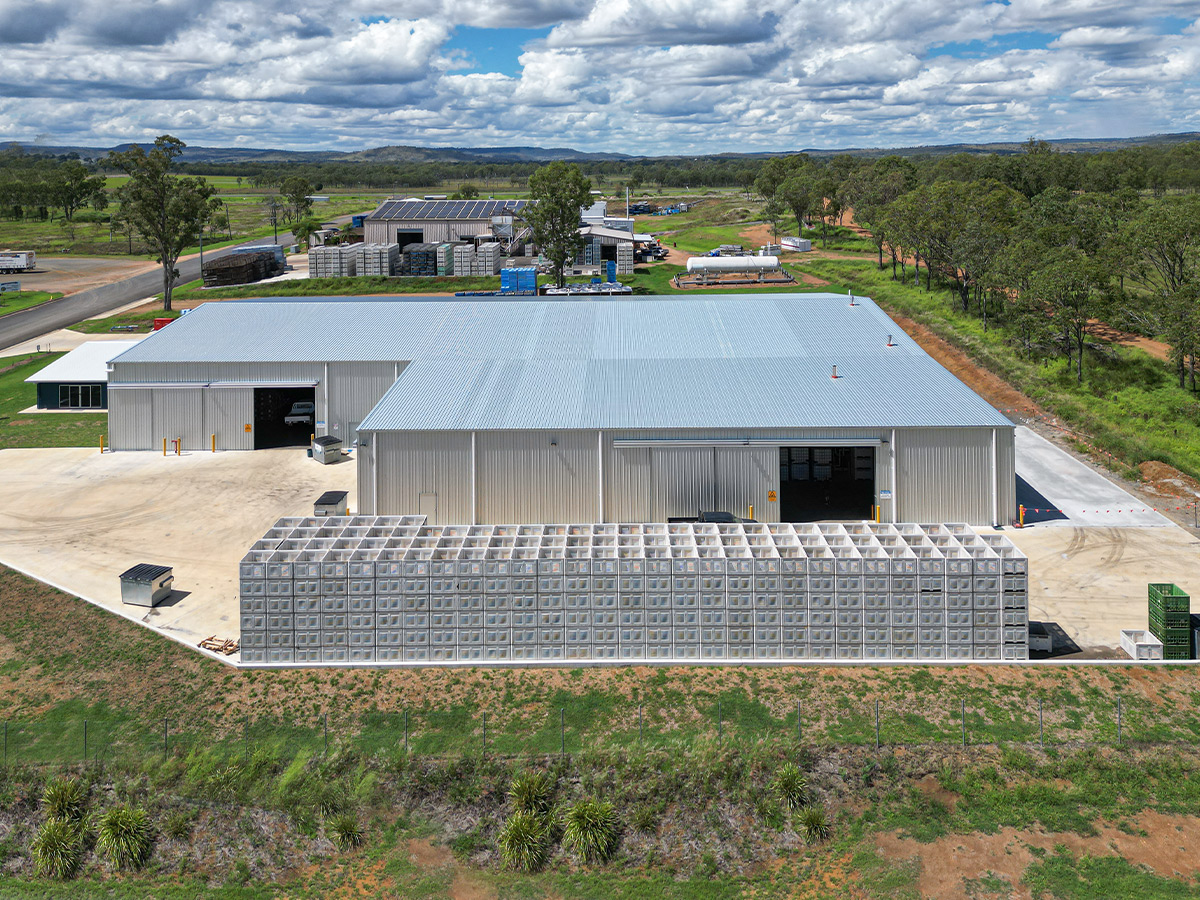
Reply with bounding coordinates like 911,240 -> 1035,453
0,447 -> 356,656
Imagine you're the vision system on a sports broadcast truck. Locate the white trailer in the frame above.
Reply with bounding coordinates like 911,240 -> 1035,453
0,251 -> 36,274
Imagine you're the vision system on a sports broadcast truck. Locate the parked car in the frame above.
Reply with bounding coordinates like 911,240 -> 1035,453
284,401 -> 315,426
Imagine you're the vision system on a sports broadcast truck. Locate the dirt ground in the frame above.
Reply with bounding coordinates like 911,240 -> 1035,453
11,256 -> 157,296
876,810 -> 1200,900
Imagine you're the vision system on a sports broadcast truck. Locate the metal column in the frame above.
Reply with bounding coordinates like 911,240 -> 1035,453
889,428 -> 898,523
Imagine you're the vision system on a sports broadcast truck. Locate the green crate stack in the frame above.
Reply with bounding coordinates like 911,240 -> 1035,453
1149,583 -> 1191,659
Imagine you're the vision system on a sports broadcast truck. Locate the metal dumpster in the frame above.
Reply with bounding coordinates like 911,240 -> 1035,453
315,490 -> 349,516
312,434 -> 342,465
119,564 -> 174,607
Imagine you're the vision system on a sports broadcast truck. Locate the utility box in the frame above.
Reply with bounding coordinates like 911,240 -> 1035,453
312,434 -> 342,465
315,490 -> 349,517
119,564 -> 174,608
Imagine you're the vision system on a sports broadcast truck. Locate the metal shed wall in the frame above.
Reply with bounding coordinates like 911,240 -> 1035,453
361,425 -> 1015,526
365,431 -> 472,523
108,360 -> 402,450
363,220 -> 495,246
895,427 -> 1013,525
476,431 -> 600,524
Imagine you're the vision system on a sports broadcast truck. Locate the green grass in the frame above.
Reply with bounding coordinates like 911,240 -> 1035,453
0,291 -> 63,318
0,192 -> 381,259
0,353 -> 108,449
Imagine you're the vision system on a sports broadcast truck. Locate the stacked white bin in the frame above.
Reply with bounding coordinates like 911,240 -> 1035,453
353,243 -> 399,276
238,520 -> 1029,664
308,245 -> 357,278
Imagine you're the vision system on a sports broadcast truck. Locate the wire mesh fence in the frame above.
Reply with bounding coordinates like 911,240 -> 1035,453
4,689 -> 1199,769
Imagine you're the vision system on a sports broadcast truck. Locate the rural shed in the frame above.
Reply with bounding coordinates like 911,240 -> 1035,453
24,339 -> 141,410
105,294 -> 1016,525
363,198 -> 529,248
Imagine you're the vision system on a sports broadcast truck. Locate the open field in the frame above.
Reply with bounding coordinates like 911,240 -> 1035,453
0,192 -> 381,259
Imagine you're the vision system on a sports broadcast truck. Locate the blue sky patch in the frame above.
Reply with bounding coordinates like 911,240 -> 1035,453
933,30 -> 1054,58
446,26 -> 553,75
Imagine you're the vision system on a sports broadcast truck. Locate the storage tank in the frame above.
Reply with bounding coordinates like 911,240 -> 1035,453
685,255 -> 781,274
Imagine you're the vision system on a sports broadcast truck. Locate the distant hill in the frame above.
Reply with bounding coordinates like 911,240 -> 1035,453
0,141 -> 631,164
794,132 -> 1200,159
1,133 -> 1197,165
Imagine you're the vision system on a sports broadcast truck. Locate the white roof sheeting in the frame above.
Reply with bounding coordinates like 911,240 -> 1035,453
109,295 -> 1012,431
25,340 -> 142,384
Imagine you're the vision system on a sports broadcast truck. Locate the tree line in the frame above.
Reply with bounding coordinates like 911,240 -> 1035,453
753,142 -> 1200,389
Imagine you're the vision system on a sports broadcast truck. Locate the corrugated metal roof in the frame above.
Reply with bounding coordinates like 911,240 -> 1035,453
110,295 -> 1011,430
24,340 -> 142,384
366,199 -> 528,221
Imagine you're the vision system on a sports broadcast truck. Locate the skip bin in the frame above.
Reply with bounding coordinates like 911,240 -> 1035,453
312,434 -> 342,465
314,490 -> 349,516
119,563 -> 174,607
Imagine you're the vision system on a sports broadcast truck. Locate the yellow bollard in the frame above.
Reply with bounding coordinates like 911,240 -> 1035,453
162,437 -> 166,456
211,433 -> 216,453
749,504 -> 755,521
1019,505 -> 1025,527
175,438 -> 181,456
99,434 -> 105,454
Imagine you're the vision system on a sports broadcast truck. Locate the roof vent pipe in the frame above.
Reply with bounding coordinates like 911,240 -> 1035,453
886,334 -> 895,347
831,365 -> 839,379
848,291 -> 856,306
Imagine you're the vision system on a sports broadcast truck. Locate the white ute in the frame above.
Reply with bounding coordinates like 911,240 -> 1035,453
284,401 -> 314,426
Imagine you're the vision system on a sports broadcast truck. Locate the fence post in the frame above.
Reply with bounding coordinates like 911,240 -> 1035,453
961,700 -> 966,748
718,700 -> 722,745
638,706 -> 643,745
875,700 -> 880,751
3,721 -> 6,767
560,708 -> 565,760
482,712 -> 487,755
1117,697 -> 1122,745
404,710 -> 409,754
324,713 -> 329,757
797,699 -> 801,744
164,718 -> 168,756
83,719 -> 88,764
1039,698 -> 1043,750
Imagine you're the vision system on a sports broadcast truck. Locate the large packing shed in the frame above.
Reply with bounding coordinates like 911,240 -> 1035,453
106,295 -> 1016,526
363,198 -> 529,248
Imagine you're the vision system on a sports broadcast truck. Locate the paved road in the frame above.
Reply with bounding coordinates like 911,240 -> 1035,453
1015,426 -> 1170,527
0,235 -> 293,353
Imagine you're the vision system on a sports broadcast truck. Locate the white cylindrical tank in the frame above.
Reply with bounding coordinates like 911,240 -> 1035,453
686,255 -> 781,274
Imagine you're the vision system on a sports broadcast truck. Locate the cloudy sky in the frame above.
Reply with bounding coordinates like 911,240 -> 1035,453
1,0 -> 1198,155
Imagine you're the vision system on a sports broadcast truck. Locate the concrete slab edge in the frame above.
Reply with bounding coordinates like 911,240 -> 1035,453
0,559 -> 239,669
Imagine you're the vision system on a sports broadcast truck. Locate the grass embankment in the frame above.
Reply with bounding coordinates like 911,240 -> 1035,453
0,291 -> 63,318
5,566 -> 1200,896
0,354 -> 107,449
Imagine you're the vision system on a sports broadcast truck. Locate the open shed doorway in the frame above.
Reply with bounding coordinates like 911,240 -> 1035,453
253,387 -> 315,449
779,446 -> 875,521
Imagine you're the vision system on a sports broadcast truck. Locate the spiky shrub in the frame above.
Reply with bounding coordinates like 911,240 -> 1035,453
96,805 -> 153,871
630,806 -> 658,833
497,810 -> 549,873
562,798 -> 619,864
798,804 -> 831,843
773,762 -> 808,811
327,813 -> 363,851
508,771 -> 555,815
42,777 -> 86,822
31,819 -> 83,879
